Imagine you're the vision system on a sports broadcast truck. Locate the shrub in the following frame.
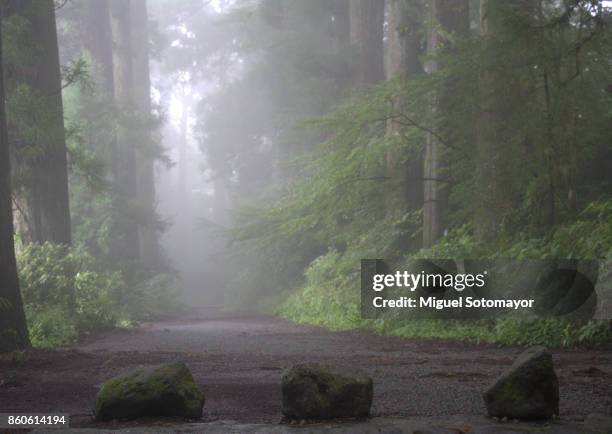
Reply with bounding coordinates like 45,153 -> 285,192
26,306 -> 78,348
278,202 -> 612,348
123,272 -> 183,321
16,242 -> 125,347
74,270 -> 123,331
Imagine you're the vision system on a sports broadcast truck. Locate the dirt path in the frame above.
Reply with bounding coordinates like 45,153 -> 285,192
0,310 -> 610,428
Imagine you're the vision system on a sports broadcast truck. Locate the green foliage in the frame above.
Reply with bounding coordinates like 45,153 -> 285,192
278,209 -> 612,348
16,242 -> 183,347
18,243 -> 79,307
491,318 -> 612,348
73,270 -> 124,331
264,1 -> 612,349
123,273 -> 183,321
232,82 -> 421,302
277,250 -> 361,330
16,242 -> 125,347
281,294 -> 611,348
414,225 -> 485,259
26,306 -> 78,348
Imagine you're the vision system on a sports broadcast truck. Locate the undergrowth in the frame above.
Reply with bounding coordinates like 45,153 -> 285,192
277,203 -> 612,348
16,242 -> 181,348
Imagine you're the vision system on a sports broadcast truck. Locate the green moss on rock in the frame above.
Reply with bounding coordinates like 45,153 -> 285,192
282,363 -> 373,420
484,346 -> 559,420
94,362 -> 204,421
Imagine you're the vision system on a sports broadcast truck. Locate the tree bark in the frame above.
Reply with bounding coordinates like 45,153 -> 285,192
110,0 -> 140,262
423,0 -> 469,248
385,0 -> 424,240
331,0 -> 350,56
475,0 -> 503,241
15,0 -> 72,245
83,0 -> 114,95
0,21 -> 30,351
350,0 -> 385,84
81,0 -> 118,183
386,0 -> 423,80
130,0 -> 158,268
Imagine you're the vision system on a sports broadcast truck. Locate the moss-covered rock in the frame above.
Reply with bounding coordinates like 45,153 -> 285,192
282,363 -> 372,420
94,362 -> 204,421
484,346 -> 559,420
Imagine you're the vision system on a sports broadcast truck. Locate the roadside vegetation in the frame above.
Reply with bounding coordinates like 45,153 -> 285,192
16,241 -> 181,347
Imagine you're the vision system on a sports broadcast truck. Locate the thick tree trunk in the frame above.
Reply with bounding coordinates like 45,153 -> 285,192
386,0 -> 423,80
385,0 -> 424,243
17,0 -> 72,245
110,0 -> 140,262
130,0 -> 158,268
0,24 -> 30,351
82,0 -> 118,182
331,0 -> 350,55
475,0 -> 502,241
423,0 -> 469,248
83,0 -> 114,95
349,0 -> 384,84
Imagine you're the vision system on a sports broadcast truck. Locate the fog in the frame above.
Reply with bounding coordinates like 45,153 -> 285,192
1,0 -> 611,425
39,0 -> 612,321
149,1 -> 272,307
144,0 -> 344,309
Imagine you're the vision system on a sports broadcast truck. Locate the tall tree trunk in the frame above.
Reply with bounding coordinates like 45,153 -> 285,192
475,0 -> 503,241
110,0 -> 140,262
385,0 -> 424,249
350,0 -> 384,84
130,0 -> 158,268
423,0 -> 469,248
83,0 -> 114,95
16,0 -> 72,245
332,0 -> 350,56
0,22 -> 29,351
82,0 -> 118,181
175,94 -> 191,250
386,0 -> 423,80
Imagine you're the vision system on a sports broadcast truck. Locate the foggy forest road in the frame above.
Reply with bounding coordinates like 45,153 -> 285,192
1,311 -> 611,427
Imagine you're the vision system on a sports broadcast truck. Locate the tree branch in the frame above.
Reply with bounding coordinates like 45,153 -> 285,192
395,114 -> 469,158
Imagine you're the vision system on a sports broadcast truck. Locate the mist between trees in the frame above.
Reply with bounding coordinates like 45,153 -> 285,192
1,0 -> 612,352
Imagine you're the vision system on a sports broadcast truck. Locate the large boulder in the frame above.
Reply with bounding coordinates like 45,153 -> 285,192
484,346 -> 559,420
282,363 -> 373,420
94,362 -> 204,421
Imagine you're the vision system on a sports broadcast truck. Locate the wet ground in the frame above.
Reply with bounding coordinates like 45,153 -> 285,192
0,310 -> 610,431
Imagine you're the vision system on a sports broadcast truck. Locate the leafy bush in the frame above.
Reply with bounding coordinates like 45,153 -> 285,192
26,306 -> 78,348
123,272 -> 183,321
17,242 -> 125,347
499,200 -> 612,259
74,270 -> 123,331
17,243 -> 80,308
15,240 -> 186,348
278,249 -> 361,330
278,201 -> 612,348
